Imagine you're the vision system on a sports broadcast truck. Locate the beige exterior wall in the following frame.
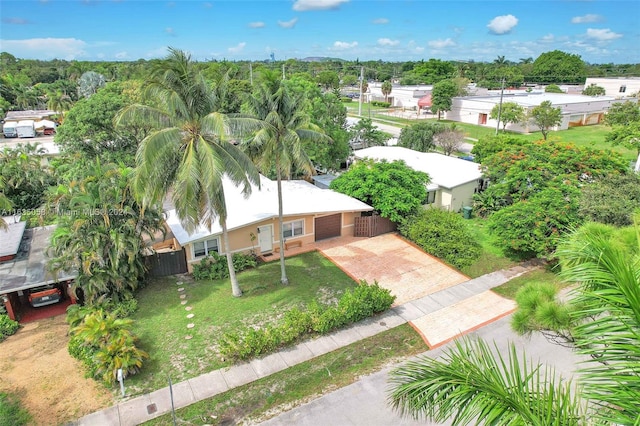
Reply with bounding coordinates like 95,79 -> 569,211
425,182 -> 478,212
183,212 -> 364,272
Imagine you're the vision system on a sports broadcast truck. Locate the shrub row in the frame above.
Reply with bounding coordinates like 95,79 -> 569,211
218,281 -> 395,361
371,101 -> 391,107
192,252 -> 258,281
0,314 -> 19,342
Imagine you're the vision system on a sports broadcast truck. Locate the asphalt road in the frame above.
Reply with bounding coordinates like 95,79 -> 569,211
258,315 -> 585,426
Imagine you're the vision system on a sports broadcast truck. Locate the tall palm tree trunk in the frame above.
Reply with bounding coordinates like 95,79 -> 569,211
221,219 -> 242,297
276,165 -> 289,285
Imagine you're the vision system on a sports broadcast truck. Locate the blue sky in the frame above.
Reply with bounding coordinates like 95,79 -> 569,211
1,0 -> 638,64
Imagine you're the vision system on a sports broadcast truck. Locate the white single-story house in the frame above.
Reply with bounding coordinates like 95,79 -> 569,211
446,92 -> 627,133
164,175 -> 373,272
584,77 -> 640,98
353,146 -> 483,212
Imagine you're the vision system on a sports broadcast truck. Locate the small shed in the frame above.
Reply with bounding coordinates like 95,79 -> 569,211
311,174 -> 338,189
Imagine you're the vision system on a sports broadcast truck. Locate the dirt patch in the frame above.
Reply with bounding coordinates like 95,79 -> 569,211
0,315 -> 114,425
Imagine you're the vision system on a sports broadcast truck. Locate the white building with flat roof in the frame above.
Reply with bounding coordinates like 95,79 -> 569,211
446,92 -> 626,133
584,77 -> 640,98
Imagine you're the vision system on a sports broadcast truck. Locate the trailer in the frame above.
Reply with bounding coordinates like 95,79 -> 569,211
16,120 -> 36,138
2,121 -> 18,138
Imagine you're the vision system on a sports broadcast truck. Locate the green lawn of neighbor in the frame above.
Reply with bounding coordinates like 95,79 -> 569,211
492,267 -> 572,300
127,251 -> 358,395
462,217 -> 519,278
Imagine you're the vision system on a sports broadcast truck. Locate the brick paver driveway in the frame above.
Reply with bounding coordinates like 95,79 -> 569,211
317,233 -> 469,305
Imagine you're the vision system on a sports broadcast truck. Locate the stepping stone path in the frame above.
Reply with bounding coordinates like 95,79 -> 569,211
177,287 -> 185,292
177,280 -> 195,330
186,314 -> 194,319
185,306 -> 193,311
184,335 -> 192,340
179,294 -> 186,299
181,301 -> 188,305
187,323 -> 195,329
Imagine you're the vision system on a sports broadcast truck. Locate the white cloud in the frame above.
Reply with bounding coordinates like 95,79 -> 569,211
203,2 -> 212,8
248,21 -> 265,28
540,33 -> 555,42
428,38 -> 456,48
377,38 -> 399,47
586,28 -> 622,41
332,40 -> 358,50
293,0 -> 348,11
165,27 -> 176,36
372,18 -> 388,25
487,14 -> 518,35
0,37 -> 87,60
228,42 -> 246,54
571,14 -> 602,24
278,18 -> 298,28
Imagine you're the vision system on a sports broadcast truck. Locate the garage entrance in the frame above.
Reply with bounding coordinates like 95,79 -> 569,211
314,213 -> 342,241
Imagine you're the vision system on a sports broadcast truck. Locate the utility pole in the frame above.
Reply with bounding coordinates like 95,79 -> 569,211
249,62 -> 253,85
358,66 -> 364,116
282,64 -> 285,80
495,77 -> 506,135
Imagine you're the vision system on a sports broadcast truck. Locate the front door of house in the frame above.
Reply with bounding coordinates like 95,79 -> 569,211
257,225 -> 273,253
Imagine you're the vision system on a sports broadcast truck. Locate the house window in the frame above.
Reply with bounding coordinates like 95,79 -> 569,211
424,191 -> 436,204
283,220 -> 304,238
193,238 -> 219,258
619,85 -> 626,93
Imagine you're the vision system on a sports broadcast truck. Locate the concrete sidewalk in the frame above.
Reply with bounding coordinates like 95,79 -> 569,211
74,261 -> 541,426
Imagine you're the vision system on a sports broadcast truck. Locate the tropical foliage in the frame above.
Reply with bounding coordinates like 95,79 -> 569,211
243,71 -> 329,285
397,122 -> 446,152
330,159 -> 430,223
489,101 -> 525,132
528,100 -> 562,140
116,48 -> 260,297
579,173 -> 640,226
389,221 -> 640,424
0,144 -> 54,210
48,161 -> 163,304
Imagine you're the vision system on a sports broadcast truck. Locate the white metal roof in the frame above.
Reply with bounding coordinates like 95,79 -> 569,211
354,146 -> 482,189
166,175 -> 373,246
0,218 -> 26,258
459,92 -> 617,108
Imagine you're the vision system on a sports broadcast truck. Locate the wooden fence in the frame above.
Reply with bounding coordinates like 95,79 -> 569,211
354,215 -> 397,237
145,249 -> 188,277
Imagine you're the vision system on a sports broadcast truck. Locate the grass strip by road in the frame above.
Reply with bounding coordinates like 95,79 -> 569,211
143,324 -> 427,426
492,268 -> 568,300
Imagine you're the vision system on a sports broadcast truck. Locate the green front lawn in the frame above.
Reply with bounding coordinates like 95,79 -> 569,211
462,218 -> 519,278
492,268 -> 570,300
127,251 -> 358,394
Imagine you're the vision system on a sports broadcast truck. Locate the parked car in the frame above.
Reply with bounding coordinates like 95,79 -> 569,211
28,285 -> 62,307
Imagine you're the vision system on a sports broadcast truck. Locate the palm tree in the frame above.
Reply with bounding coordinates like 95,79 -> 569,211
381,80 -> 392,103
115,48 -> 260,297
0,177 -> 12,230
389,222 -> 640,424
244,71 -> 329,285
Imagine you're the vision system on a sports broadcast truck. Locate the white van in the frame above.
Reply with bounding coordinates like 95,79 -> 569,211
2,121 -> 18,138
16,120 -> 36,138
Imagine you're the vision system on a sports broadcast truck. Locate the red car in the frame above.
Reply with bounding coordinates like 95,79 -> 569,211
28,285 -> 62,307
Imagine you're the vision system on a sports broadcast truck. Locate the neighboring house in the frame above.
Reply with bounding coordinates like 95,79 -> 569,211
368,82 -> 432,109
164,175 -> 373,272
0,219 -> 76,321
353,146 -> 483,212
584,77 -> 640,98
446,92 -> 626,133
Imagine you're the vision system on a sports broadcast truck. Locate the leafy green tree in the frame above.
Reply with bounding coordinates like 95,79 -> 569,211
397,122 -> 446,152
341,74 -> 358,87
603,100 -> 640,126
487,185 -> 581,258
316,70 -> 340,91
77,71 -> 106,98
244,71 -> 329,285
490,101 -> 525,131
544,84 -> 564,93
582,84 -> 605,96
431,80 -> 458,120
349,118 -> 390,148
381,80 -> 392,103
405,59 -> 455,84
399,208 -> 481,269
579,173 -> 640,226
470,134 -> 528,164
330,159 -> 430,222
49,162 -> 164,303
306,92 -> 351,171
528,100 -> 562,140
116,48 -> 260,297
531,50 -> 586,84
0,179 -> 11,230
0,144 -> 54,210
389,222 -> 640,425
55,82 -> 141,164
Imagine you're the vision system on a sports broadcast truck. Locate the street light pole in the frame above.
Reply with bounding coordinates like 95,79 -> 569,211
495,77 -> 505,135
358,66 -> 364,116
